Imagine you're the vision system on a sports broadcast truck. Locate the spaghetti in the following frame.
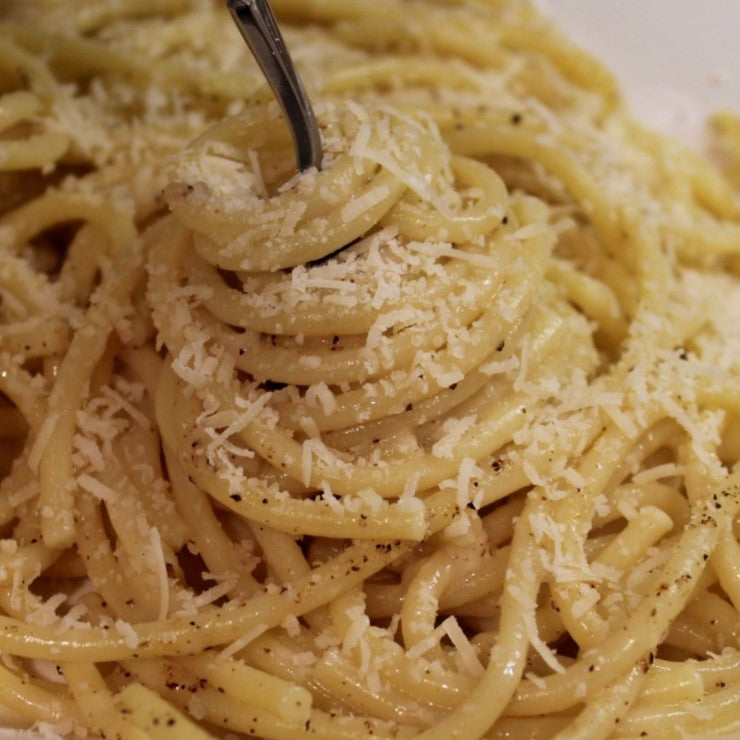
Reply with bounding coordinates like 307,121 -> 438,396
0,0 -> 738,737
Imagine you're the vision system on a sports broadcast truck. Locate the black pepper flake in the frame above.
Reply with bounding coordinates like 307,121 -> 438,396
511,112 -> 523,125
496,340 -> 505,351
405,403 -> 413,412
230,494 -> 242,502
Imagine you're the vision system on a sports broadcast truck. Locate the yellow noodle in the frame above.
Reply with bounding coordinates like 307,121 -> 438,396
0,0 -> 737,737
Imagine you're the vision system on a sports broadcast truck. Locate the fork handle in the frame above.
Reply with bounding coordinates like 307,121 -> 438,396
227,0 -> 323,171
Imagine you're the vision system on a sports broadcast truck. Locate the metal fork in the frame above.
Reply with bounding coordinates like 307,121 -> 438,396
227,0 -> 323,172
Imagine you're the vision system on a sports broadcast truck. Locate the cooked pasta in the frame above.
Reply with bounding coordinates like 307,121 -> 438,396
0,0 -> 738,737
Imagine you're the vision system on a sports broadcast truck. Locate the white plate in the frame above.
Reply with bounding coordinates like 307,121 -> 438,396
539,0 -> 740,149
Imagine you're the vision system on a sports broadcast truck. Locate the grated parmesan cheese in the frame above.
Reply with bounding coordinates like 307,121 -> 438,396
77,474 -> 118,503
114,619 -> 140,649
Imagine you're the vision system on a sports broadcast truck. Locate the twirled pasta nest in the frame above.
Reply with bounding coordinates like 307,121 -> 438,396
152,102 -> 594,544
